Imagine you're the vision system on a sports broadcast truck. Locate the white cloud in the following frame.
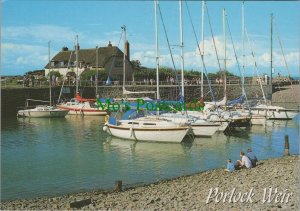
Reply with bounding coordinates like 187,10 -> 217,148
2,43 -> 48,75
3,25 -> 81,44
130,35 -> 299,77
2,26 -> 298,76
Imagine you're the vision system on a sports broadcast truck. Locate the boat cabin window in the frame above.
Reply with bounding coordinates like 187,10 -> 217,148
143,123 -> 156,126
70,99 -> 79,104
128,122 -> 139,125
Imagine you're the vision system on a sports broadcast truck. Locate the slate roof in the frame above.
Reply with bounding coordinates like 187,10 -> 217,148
45,46 -> 125,69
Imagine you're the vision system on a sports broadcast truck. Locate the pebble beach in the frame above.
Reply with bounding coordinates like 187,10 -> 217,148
1,155 -> 298,210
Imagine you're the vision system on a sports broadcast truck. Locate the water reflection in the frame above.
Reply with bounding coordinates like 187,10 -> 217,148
1,115 -> 299,201
104,136 -> 189,157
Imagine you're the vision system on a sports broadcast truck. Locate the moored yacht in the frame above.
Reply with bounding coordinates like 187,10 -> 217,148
17,42 -> 69,118
103,117 -> 190,143
57,93 -> 107,118
251,104 -> 299,120
17,105 -> 69,118
159,112 -> 222,136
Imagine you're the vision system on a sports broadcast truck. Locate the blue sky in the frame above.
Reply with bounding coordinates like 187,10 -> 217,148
2,0 -> 299,77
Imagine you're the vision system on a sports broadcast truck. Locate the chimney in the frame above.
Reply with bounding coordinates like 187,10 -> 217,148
125,41 -> 130,61
62,46 -> 69,51
107,41 -> 112,47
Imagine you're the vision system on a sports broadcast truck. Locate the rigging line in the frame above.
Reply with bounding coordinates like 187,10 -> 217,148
244,28 -> 267,105
184,0 -> 221,118
107,30 -> 124,80
157,3 -> 181,101
274,22 -> 291,79
58,50 -> 74,103
204,3 -> 223,77
225,16 -> 251,112
273,21 -> 296,100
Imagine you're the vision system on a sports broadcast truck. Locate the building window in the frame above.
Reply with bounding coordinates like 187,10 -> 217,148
50,61 -> 55,67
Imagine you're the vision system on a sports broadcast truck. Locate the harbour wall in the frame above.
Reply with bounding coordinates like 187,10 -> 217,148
1,84 -> 273,117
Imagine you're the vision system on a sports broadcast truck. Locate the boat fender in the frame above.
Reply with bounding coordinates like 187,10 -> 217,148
103,125 -> 108,132
130,127 -> 133,137
104,115 -> 109,123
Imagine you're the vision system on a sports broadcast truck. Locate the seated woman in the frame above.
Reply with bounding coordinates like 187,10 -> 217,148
236,151 -> 252,169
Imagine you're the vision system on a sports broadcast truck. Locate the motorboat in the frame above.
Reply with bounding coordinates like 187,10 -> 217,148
17,105 -> 69,118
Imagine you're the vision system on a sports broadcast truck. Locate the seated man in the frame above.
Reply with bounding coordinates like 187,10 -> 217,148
236,151 -> 252,169
247,148 -> 258,167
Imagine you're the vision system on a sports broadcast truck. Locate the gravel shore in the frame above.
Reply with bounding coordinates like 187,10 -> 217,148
1,155 -> 299,210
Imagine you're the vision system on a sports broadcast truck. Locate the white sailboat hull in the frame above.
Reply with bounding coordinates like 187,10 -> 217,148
156,113 -> 226,136
57,104 -> 107,117
104,124 -> 189,143
216,122 -> 229,132
187,111 -> 229,131
191,123 -> 219,136
251,114 -> 266,125
267,110 -> 298,120
65,109 -> 106,117
252,105 -> 299,120
17,108 -> 69,118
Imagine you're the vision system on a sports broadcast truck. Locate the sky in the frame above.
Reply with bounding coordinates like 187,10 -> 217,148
1,0 -> 299,78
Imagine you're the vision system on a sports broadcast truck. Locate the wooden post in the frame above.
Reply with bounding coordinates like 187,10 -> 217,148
115,180 -> 122,192
284,135 -> 290,156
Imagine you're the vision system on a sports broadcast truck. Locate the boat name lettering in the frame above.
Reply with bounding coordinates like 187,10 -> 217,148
96,98 -> 205,112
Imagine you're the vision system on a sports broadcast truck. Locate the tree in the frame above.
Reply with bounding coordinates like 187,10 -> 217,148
47,71 -> 61,78
80,69 -> 108,81
131,60 -> 141,69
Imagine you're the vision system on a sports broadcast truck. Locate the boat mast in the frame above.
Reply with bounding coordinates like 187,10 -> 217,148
75,35 -> 79,94
242,1 -> 245,95
270,13 -> 273,92
96,46 -> 98,96
48,41 -> 52,106
154,0 -> 160,100
122,25 -> 126,96
179,0 -> 184,100
223,8 -> 227,104
201,0 -> 204,98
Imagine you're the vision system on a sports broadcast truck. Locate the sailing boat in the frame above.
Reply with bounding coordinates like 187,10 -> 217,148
17,42 -> 69,118
114,25 -> 154,103
56,35 -> 107,118
165,0 -> 223,136
184,2 -> 246,130
250,14 -> 299,120
138,0 -> 224,137
205,5 -> 252,128
103,0 -> 190,143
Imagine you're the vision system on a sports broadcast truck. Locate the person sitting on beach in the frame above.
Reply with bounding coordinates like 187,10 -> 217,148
236,151 -> 252,169
225,159 -> 235,172
247,148 -> 258,167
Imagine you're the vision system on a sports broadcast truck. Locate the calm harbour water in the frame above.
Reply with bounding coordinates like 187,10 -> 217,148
1,114 -> 299,201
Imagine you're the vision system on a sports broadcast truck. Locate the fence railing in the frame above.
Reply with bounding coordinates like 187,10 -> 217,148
4,76 -> 296,89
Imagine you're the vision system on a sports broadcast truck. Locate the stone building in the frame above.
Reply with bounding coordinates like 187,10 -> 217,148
44,41 -> 133,81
